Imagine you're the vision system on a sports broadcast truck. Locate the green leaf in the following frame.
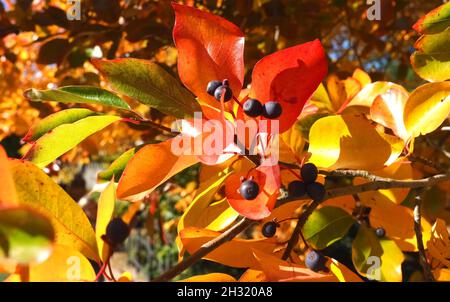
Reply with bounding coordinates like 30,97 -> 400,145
302,206 -> 354,250
10,160 -> 99,262
23,108 -> 98,142
97,147 -> 137,182
352,225 -> 404,282
24,115 -> 121,168
413,2 -> 450,34
0,207 -> 54,265
411,28 -> 450,82
24,86 -> 131,110
92,58 -> 201,118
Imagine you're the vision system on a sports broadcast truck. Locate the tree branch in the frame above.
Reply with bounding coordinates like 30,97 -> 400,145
413,191 -> 435,281
152,218 -> 255,282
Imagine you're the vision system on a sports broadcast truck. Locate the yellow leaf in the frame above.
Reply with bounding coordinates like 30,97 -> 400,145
0,146 -> 18,207
330,258 -> 363,282
280,123 -> 306,160
5,245 -> 95,282
238,269 -> 268,281
95,180 -> 116,262
178,273 -> 237,282
404,82 -> 450,137
118,271 -> 133,282
427,218 -> 450,267
180,227 -> 277,268
352,68 -> 371,88
326,74 -> 347,112
308,114 -> 396,170
9,160 -> 99,262
434,268 -> 450,281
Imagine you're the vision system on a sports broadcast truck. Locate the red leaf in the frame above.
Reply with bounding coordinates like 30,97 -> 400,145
225,164 -> 281,220
250,40 -> 327,133
172,3 -> 245,108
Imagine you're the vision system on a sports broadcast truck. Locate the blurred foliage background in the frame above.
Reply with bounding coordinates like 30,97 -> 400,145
0,0 -> 447,280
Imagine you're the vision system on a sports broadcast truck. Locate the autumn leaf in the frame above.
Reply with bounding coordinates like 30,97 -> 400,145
24,115 -> 121,168
413,2 -> 450,34
0,146 -> 18,207
9,160 -> 99,262
95,180 -> 116,262
92,58 -> 201,119
24,86 -> 131,111
178,273 -> 236,282
172,3 -> 244,109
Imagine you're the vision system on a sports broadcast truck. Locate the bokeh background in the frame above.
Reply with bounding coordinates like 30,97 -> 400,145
0,0 -> 447,280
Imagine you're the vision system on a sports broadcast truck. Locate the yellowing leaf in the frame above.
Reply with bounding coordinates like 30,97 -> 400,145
118,271 -> 133,282
404,82 -> 450,137
352,225 -> 404,282
95,180 -> 116,262
346,81 -> 405,108
427,218 -> 450,267
0,146 -> 18,207
330,258 -> 363,282
178,273 -> 237,282
9,160 -> 99,262
238,269 -> 268,282
352,68 -> 371,88
308,114 -> 396,170
24,115 -> 121,168
179,227 -> 277,268
6,245 -> 96,282
434,268 -> 450,281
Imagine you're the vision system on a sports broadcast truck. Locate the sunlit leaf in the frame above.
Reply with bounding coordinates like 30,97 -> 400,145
9,160 -> 99,261
0,146 -> 18,207
411,28 -> 450,82
23,108 -> 98,143
172,3 -> 244,108
250,40 -> 328,132
178,273 -> 237,282
404,82 -> 450,137
0,207 -> 54,265
24,86 -> 131,111
92,57 -> 200,118
179,227 -> 277,268
95,180 -> 116,262
352,225 -> 404,282
238,269 -> 268,282
427,218 -> 450,267
302,206 -> 355,250
97,147 -> 138,182
117,139 -> 199,201
413,2 -> 450,34
308,114 -> 397,170
329,258 -> 363,282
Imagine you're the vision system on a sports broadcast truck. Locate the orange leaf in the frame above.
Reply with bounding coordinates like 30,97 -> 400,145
178,273 -> 237,282
0,146 -> 18,207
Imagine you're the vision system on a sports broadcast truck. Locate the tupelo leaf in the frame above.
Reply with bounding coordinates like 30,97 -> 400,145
92,58 -> 200,118
95,180 -> 116,262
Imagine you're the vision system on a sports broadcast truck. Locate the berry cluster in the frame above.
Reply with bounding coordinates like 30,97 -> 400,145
206,80 -> 282,119
287,163 -> 325,202
207,79 -> 232,102
243,98 -> 282,119
305,250 -> 328,272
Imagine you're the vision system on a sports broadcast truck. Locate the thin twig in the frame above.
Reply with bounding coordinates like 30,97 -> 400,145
152,218 -> 255,282
413,190 -> 435,281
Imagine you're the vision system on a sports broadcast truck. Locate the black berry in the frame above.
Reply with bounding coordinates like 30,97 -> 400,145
206,80 -> 221,96
214,85 -> 233,102
375,227 -> 386,238
239,179 -> 260,200
288,180 -> 306,198
305,250 -> 328,272
243,98 -> 263,117
301,163 -> 318,184
262,221 -> 278,238
306,182 -> 326,202
105,218 -> 130,245
262,101 -> 282,119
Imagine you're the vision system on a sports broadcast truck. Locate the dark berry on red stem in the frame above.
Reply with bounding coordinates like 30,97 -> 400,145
105,218 -> 130,245
288,180 -> 306,198
301,163 -> 318,184
243,98 -> 263,117
375,227 -> 386,238
262,221 -> 277,238
305,250 -> 328,272
239,179 -> 259,200
214,85 -> 233,102
306,182 -> 326,202
262,101 -> 282,119
206,80 -> 221,96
